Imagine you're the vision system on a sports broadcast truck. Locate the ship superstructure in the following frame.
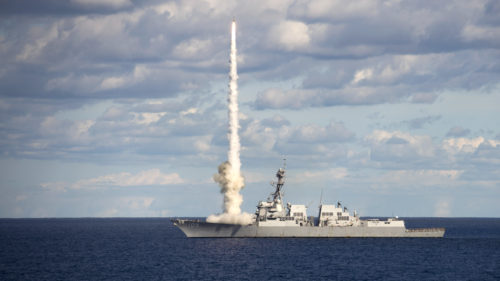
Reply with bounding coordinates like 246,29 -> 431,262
172,164 -> 445,238
255,166 -> 312,227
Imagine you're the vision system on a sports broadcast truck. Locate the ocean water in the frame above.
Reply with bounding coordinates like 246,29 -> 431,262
1,218 -> 499,281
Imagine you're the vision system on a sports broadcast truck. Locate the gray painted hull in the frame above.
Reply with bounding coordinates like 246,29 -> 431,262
172,220 -> 445,238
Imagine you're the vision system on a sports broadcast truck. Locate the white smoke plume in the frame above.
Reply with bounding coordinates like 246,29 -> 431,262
207,20 -> 254,225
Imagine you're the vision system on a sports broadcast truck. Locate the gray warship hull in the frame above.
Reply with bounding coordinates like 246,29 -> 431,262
172,164 -> 446,238
172,219 -> 445,238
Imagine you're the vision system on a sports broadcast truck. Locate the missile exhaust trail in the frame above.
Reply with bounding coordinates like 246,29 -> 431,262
207,19 -> 253,225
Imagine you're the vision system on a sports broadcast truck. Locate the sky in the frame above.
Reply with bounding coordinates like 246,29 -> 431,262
0,0 -> 499,218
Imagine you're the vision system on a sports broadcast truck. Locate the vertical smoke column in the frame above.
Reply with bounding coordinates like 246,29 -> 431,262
208,19 -> 252,225
228,19 -> 241,189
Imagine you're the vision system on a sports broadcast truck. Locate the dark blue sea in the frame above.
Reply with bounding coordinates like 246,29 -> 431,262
1,218 -> 499,281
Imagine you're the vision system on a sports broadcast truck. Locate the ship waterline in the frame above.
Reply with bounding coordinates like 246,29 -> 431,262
172,220 -> 445,238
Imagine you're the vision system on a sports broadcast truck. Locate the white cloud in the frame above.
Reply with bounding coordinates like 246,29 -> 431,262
269,21 -> 311,51
39,116 -> 95,143
194,135 -> 212,152
240,117 -> 354,155
95,196 -> 156,217
76,169 -> 184,187
366,130 -> 435,160
41,169 -> 184,191
379,169 -> 463,187
40,182 -> 68,192
16,23 -> 60,62
132,112 -> 166,125
254,84 -> 416,109
352,68 -> 373,84
255,89 -> 310,109
351,55 -> 423,85
378,55 -> 417,82
173,38 -> 213,59
462,23 -> 500,42
96,208 -> 119,217
45,74 -> 102,93
246,171 -> 270,183
100,76 -> 127,90
120,196 -> 155,209
47,64 -> 151,93
153,2 -> 178,17
442,137 -> 499,155
291,168 -> 348,184
289,121 -> 355,143
241,119 -> 279,151
180,107 -> 198,116
291,0 -> 378,19
100,65 -> 151,91
71,0 -> 132,9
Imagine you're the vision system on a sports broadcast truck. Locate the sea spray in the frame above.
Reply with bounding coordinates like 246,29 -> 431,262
207,20 -> 253,225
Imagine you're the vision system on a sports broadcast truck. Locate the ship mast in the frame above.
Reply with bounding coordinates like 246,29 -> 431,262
271,158 -> 286,201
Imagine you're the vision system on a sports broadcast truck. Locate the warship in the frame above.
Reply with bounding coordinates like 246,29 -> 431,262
172,164 -> 445,238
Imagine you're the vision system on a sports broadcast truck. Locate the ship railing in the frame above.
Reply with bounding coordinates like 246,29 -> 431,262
406,228 -> 445,232
170,218 -> 202,225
